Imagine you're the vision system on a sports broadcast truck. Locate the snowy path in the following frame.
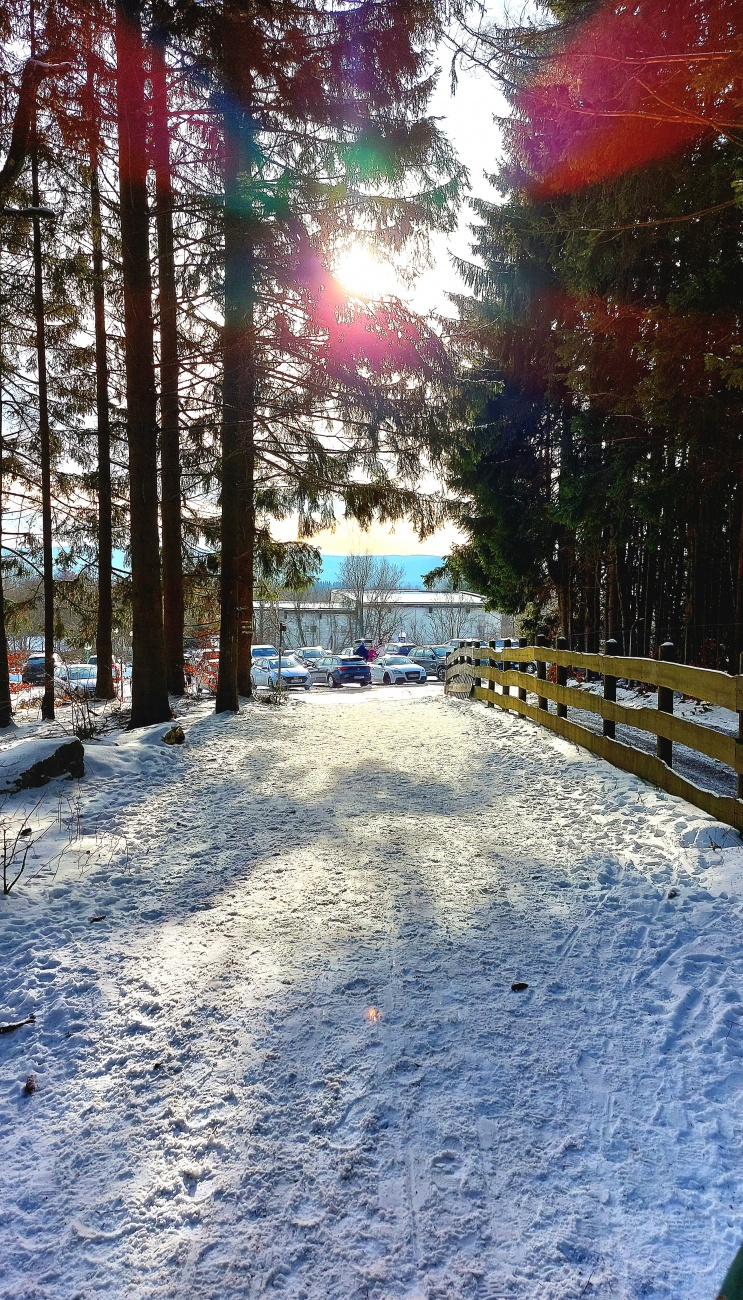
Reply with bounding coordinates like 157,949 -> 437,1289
1,687 -> 743,1298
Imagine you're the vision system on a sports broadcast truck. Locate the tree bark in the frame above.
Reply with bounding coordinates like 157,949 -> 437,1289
236,529 -> 254,696
86,57 -> 115,702
0,341 -> 12,728
30,143 -> 54,720
115,0 -> 170,727
734,447 -> 743,670
216,0 -> 255,714
0,55 -> 65,206
151,35 -> 185,696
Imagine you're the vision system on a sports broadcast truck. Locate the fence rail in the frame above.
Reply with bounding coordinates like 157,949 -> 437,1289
445,640 -> 743,833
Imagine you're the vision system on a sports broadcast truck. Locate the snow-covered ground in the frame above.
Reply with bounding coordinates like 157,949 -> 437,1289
1,685 -> 742,1298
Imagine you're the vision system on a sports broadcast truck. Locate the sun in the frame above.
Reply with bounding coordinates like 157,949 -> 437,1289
333,243 -> 398,299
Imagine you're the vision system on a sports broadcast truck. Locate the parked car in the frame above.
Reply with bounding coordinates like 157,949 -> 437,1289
371,654 -> 426,685
88,654 -> 121,682
55,663 -> 97,699
251,643 -> 279,661
408,644 -> 450,679
251,655 -> 311,690
377,642 -> 415,657
308,654 -> 371,688
21,652 -> 63,685
295,646 -> 329,665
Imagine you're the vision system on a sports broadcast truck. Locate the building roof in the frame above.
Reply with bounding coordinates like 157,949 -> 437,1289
256,589 -> 488,614
330,588 -> 486,608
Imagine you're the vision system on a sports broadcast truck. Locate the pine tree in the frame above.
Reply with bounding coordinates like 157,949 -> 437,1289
441,0 -> 743,663
115,0 -> 170,725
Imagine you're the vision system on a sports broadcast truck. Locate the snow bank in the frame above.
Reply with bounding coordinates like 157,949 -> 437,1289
0,736 -> 84,793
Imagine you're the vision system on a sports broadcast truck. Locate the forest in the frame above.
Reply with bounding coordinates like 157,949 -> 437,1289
437,0 -> 743,671
0,0 -> 464,728
2,0 -> 742,737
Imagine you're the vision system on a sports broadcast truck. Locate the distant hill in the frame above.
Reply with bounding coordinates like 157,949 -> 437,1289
319,554 -> 445,589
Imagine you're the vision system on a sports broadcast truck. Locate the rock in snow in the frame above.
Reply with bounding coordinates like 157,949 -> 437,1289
161,724 -> 185,745
0,736 -> 84,793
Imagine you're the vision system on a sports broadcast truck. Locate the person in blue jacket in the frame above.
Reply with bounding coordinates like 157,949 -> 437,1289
355,640 -> 369,661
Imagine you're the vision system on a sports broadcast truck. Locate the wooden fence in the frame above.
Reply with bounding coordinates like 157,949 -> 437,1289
445,639 -> 743,833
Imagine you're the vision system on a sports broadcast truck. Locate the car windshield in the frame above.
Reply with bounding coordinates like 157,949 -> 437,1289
432,646 -> 449,657
252,646 -> 277,657
385,656 -> 412,665
68,665 -> 94,679
264,656 -> 300,669
302,648 -> 324,656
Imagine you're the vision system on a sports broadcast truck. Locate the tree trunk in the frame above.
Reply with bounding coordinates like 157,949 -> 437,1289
236,505 -> 254,696
30,146 -> 54,720
86,57 -> 115,702
115,0 -> 170,727
608,537 -> 620,646
0,352 -> 12,728
0,55 -> 59,205
734,445 -> 743,670
151,35 -> 185,697
216,0 -> 255,714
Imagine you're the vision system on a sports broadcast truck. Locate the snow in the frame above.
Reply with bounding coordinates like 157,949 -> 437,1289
0,735 -> 83,793
0,685 -> 742,1298
568,679 -> 739,798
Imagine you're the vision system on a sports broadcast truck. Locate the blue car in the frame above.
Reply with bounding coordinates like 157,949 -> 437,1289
309,654 -> 372,688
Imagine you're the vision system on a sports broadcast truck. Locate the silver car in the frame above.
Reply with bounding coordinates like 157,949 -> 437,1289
370,654 -> 426,685
251,655 -> 311,690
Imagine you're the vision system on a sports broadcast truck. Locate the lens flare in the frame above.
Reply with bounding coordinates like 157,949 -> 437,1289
333,244 -> 398,299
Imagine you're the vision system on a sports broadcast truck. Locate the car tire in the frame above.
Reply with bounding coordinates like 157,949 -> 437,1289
328,674 -> 339,688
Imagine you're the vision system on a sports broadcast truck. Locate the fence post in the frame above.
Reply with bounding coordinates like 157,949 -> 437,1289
473,639 -> 481,694
738,654 -> 743,800
518,636 -> 528,701
603,637 -> 619,740
536,634 -> 548,710
556,636 -> 568,719
657,641 -> 675,766
502,638 -> 511,703
487,640 -> 496,707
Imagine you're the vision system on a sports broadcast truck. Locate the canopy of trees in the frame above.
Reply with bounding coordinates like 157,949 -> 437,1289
0,0 -> 464,725
440,0 -> 743,667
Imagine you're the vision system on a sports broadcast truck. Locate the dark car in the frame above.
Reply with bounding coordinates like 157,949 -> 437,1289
309,654 -> 372,688
22,653 -> 62,685
408,644 -> 450,679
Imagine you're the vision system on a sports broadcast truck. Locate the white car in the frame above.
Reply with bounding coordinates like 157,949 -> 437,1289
371,654 -> 426,685
251,655 -> 311,690
251,643 -> 279,661
55,663 -> 97,699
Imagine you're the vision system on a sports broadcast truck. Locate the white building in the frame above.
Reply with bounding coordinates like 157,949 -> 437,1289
253,588 -> 515,651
